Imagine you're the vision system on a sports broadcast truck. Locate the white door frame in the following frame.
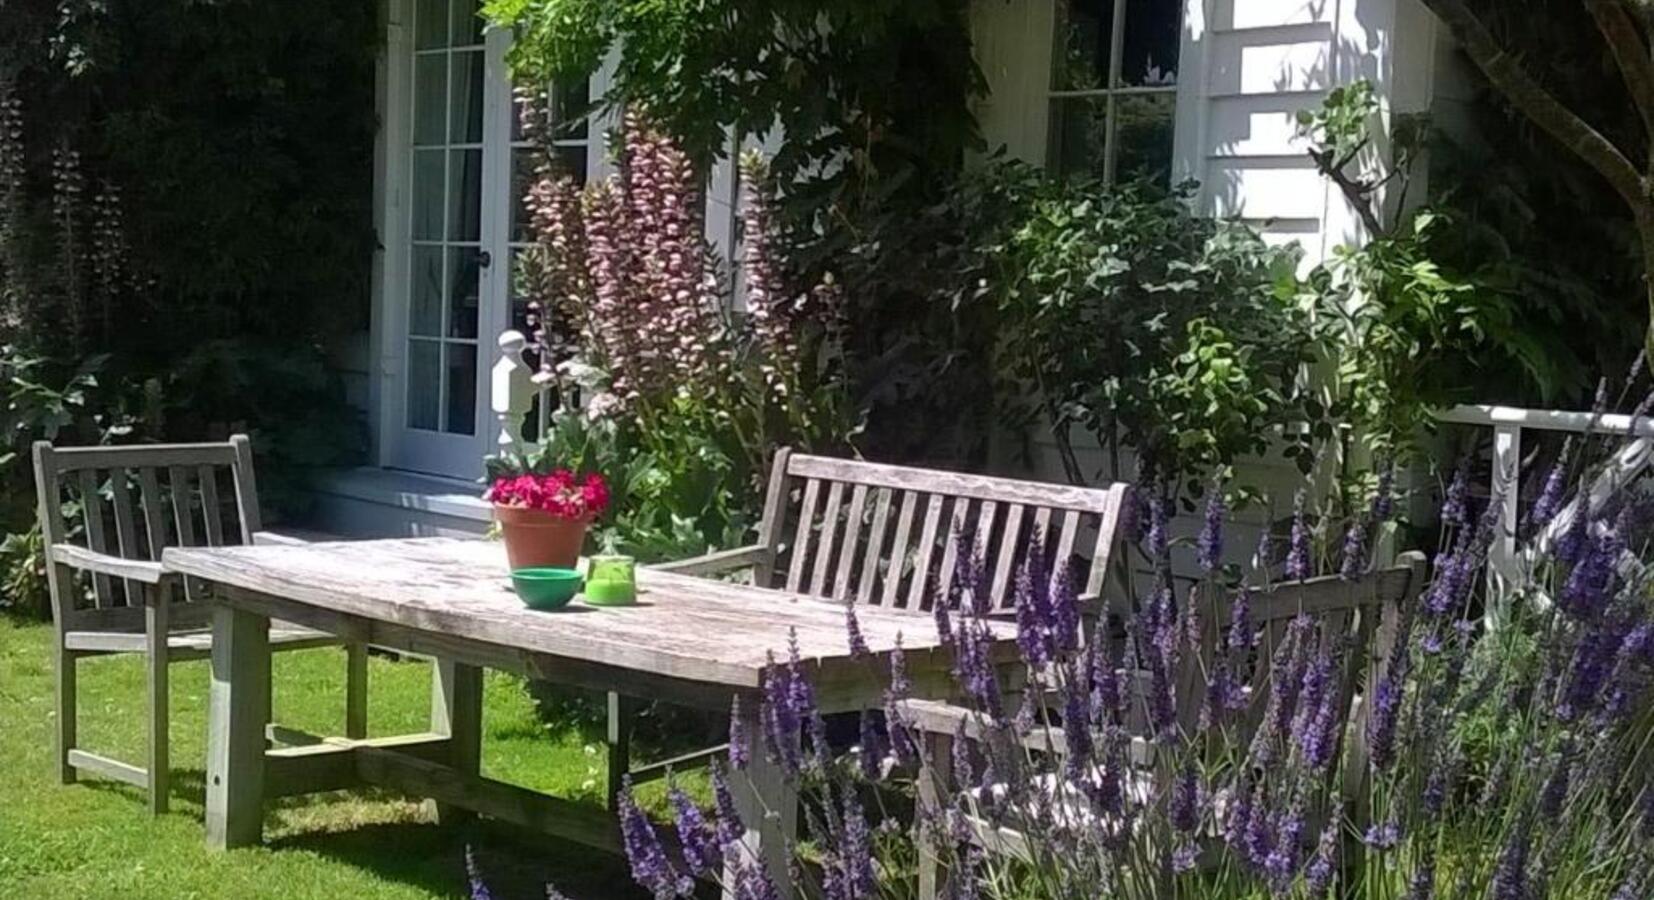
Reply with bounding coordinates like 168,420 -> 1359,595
372,0 -> 511,480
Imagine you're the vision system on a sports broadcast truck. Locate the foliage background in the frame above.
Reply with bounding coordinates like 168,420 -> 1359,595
0,0 -> 375,519
0,0 -> 379,610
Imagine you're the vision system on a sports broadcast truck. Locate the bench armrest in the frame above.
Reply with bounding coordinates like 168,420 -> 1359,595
49,544 -> 172,585
649,544 -> 769,577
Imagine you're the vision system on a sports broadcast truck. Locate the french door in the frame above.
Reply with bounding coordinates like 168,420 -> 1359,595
387,0 -> 600,479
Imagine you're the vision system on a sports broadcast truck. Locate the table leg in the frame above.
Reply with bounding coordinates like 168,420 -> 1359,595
206,605 -> 270,849
428,658 -> 482,825
723,699 -> 797,900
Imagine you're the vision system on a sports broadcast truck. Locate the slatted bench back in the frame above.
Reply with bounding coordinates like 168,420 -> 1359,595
1161,552 -> 1426,745
33,436 -> 263,628
755,449 -> 1130,615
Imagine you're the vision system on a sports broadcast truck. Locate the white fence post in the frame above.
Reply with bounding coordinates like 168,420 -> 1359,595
1488,423 -> 1521,588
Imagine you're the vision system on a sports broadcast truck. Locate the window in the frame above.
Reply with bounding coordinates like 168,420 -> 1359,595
1047,0 -> 1181,184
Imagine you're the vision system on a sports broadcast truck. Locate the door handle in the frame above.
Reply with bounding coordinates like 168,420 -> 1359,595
478,250 -> 493,268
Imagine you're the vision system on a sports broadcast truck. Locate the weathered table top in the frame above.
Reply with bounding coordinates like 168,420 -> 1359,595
162,537 -> 1014,706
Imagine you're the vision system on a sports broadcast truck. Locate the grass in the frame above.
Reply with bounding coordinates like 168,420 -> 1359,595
0,614 -> 674,899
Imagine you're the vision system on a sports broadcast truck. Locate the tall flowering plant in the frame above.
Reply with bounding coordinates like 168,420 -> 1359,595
506,92 -> 856,561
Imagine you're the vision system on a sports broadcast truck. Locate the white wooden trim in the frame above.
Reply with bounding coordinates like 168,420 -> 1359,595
372,0 -> 412,469
1171,0 -> 1212,196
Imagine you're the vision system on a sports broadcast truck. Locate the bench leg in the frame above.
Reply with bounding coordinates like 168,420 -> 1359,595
916,730 -> 954,900
723,697 -> 797,900
55,639 -> 77,785
428,658 -> 482,825
206,605 -> 270,849
605,691 -> 633,810
145,584 -> 170,815
345,643 -> 369,740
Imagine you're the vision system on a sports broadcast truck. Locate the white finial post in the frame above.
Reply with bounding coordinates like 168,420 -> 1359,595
492,330 -> 534,455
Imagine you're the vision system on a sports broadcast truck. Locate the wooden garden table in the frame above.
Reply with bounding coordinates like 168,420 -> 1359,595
162,536 -> 1012,897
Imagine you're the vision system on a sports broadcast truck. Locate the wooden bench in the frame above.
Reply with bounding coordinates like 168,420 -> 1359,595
605,448 -> 1132,798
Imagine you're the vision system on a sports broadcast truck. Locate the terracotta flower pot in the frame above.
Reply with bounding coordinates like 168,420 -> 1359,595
494,504 -> 590,570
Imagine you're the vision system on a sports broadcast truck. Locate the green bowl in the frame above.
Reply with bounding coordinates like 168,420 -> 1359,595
511,567 -> 583,610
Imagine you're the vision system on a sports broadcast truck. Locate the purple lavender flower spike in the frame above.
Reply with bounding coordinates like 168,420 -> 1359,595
670,787 -> 720,877
1147,492 -> 1170,570
933,596 -> 953,649
1089,635 -> 1122,728
729,695 -> 749,770
1338,518 -> 1367,581
857,711 -> 883,781
1223,777 -> 1253,850
1198,487 -> 1226,574
1050,564 -> 1081,656
950,722 -> 975,787
1361,817 -> 1401,850
709,758 -> 745,850
1171,842 -> 1198,874
1304,820 -> 1339,895
466,845 -> 493,900
1561,524 -> 1621,621
1373,462 -> 1395,522
1286,490 -> 1311,581
845,601 -> 872,658
1242,782 -> 1274,867
618,779 -> 688,899
1169,761 -> 1199,833
1061,663 -> 1094,778
1529,440 -> 1571,534
1441,460 -> 1470,528
1013,559 -> 1051,669
1491,820 -> 1531,900
1538,739 -> 1575,818
1366,647 -> 1408,773
1121,484 -> 1143,544
1407,844 -> 1437,900
1228,589 -> 1255,652
835,791 -> 876,899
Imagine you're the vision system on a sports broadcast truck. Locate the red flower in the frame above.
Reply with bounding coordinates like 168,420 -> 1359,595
486,471 -> 609,520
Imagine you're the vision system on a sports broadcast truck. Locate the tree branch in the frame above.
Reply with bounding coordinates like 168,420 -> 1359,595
1588,0 -> 1654,148
1420,0 -> 1649,209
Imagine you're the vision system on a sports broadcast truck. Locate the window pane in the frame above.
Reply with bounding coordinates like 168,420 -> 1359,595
1054,0 -> 1114,92
450,51 -> 485,144
450,0 -> 484,46
551,78 -> 591,140
410,245 -> 444,336
447,247 -> 481,338
1048,96 -> 1110,180
407,340 -> 441,430
1116,92 -> 1176,183
413,54 -> 448,147
444,343 -> 478,435
415,0 -> 448,50
1122,1 -> 1181,87
448,149 -> 482,241
412,149 -> 446,241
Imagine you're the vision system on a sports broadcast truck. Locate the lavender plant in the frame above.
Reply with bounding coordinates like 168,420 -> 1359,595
597,430 -> 1654,899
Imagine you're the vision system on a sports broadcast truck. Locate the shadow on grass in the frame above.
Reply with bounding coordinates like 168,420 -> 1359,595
273,817 -> 653,900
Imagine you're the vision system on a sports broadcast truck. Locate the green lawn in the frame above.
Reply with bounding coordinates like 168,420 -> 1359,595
0,614 -> 664,899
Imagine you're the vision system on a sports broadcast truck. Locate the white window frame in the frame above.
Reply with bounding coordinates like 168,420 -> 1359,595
1046,0 -> 1181,184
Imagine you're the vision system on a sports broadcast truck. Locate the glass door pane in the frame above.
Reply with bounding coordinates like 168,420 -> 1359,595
406,0 -> 485,440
